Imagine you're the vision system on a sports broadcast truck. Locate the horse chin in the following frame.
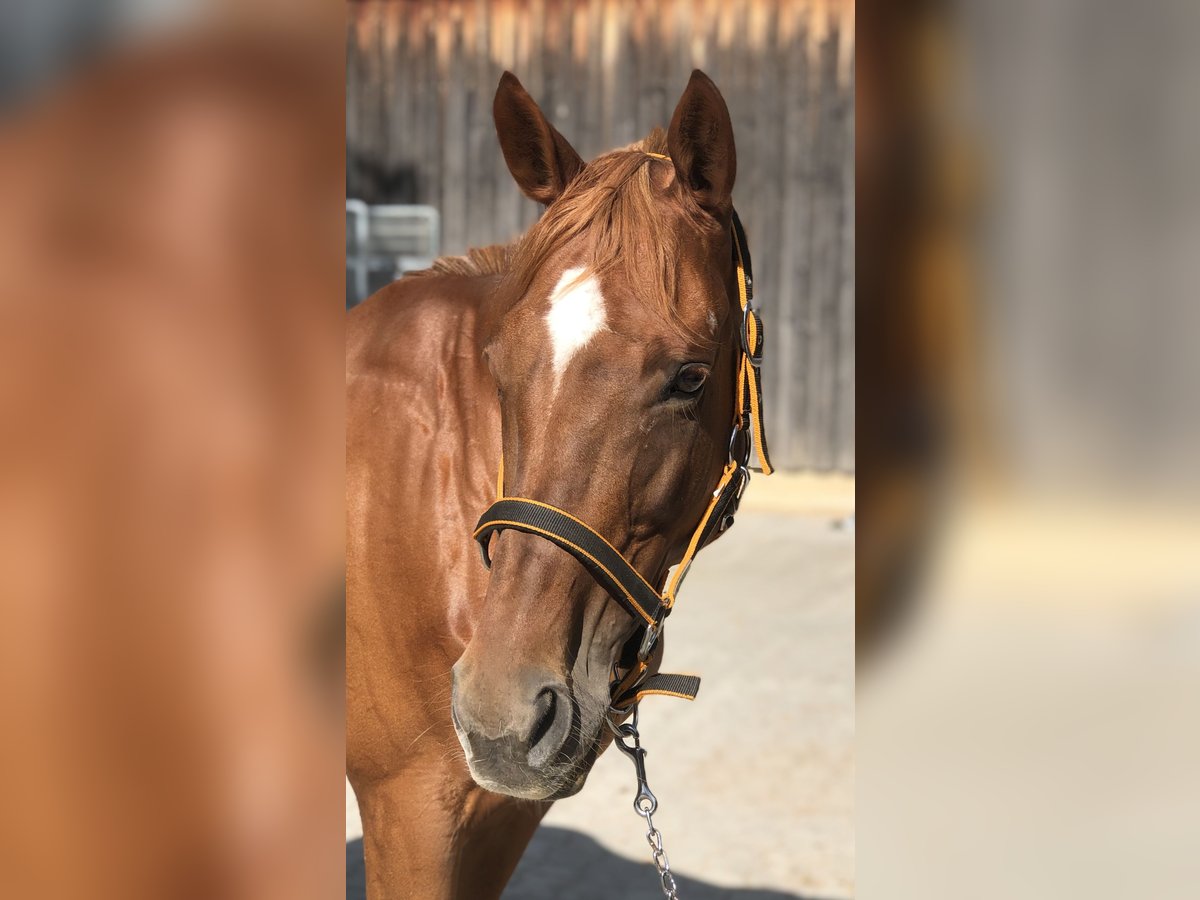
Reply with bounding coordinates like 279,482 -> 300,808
546,766 -> 590,800
463,732 -> 603,802
541,731 -> 604,799
465,765 -> 587,802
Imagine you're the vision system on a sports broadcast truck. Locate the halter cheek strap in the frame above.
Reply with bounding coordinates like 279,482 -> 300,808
732,209 -> 773,477
473,181 -> 772,711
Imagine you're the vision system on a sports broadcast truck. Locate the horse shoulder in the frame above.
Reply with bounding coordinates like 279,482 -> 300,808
346,270 -> 499,785
347,271 -> 497,386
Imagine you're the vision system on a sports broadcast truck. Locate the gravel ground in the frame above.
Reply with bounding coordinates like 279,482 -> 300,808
348,476 -> 855,899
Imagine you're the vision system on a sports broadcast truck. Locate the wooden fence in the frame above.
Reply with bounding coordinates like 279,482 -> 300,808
347,0 -> 854,472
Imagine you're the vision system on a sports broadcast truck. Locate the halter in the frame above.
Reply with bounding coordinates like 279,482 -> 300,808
473,154 -> 772,713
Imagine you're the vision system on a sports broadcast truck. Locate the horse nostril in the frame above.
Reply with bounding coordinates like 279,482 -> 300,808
527,688 -> 556,750
525,685 -> 567,769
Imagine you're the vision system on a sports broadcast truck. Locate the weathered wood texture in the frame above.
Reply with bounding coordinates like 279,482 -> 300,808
347,0 -> 854,472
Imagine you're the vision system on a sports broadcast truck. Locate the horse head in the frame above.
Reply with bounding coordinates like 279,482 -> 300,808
451,70 -> 745,800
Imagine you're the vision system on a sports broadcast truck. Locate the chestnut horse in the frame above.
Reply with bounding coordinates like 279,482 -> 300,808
347,70 -> 754,898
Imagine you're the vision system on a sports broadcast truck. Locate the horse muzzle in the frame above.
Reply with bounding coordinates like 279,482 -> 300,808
450,662 -> 598,800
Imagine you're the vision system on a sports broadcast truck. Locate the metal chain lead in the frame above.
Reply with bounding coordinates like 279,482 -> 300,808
606,706 -> 680,899
641,803 -> 678,898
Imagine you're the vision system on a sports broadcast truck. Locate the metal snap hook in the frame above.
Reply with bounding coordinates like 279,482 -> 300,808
634,780 -> 658,818
606,703 -> 676,896
606,707 -> 658,817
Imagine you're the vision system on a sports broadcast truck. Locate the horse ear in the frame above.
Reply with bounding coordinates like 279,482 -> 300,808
666,70 -> 736,217
493,71 -> 584,205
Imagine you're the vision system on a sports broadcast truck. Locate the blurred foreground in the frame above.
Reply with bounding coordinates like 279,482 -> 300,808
858,1 -> 1200,897
0,6 -> 344,899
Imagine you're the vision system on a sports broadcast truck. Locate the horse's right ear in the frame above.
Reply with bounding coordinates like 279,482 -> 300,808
493,71 -> 584,205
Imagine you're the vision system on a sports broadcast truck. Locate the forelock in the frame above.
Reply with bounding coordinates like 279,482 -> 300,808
505,130 -> 713,347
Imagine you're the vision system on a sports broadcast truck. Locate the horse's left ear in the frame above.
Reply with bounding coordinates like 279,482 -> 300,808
666,70 -> 736,218
493,71 -> 585,205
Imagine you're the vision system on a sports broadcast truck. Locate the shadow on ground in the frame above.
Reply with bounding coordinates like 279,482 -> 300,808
347,830 -> 841,900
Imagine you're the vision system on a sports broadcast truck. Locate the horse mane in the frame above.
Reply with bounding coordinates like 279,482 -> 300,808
409,129 -> 711,345
416,244 -> 512,278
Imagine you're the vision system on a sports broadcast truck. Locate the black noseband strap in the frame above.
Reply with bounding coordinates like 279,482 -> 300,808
473,498 -> 665,627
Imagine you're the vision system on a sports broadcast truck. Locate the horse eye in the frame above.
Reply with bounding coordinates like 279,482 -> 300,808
671,363 -> 709,396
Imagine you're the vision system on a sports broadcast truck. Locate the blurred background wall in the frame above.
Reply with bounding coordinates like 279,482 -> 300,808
857,1 -> 1200,897
346,0 -> 856,473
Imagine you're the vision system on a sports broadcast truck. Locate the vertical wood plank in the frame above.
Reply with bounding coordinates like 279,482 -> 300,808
835,42 -> 856,472
423,4 -> 441,207
492,2 -> 521,243
465,0 -> 494,250
611,0 -> 636,147
774,3 -> 809,468
805,26 -> 844,469
442,1 -> 468,254
754,1 -> 788,465
345,9 -> 363,198
584,0 -> 604,158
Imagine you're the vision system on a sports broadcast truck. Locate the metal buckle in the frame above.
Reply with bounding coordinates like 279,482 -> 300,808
637,622 -> 660,662
740,305 -> 764,365
718,465 -> 750,534
729,423 -> 752,468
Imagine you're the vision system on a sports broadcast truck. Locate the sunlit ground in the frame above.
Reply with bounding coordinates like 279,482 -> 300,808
860,487 -> 1200,900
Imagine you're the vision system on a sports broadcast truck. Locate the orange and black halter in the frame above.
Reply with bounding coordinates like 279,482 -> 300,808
473,195 -> 772,712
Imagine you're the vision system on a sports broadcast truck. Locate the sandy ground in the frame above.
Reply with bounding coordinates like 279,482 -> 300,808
348,474 -> 855,899
857,496 -> 1200,900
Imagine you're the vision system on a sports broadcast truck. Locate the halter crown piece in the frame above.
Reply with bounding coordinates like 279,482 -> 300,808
473,152 -> 773,712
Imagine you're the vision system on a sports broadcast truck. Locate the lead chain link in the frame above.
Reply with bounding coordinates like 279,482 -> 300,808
640,807 -> 678,899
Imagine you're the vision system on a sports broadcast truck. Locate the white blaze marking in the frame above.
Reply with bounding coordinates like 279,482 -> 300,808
545,267 -> 607,391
